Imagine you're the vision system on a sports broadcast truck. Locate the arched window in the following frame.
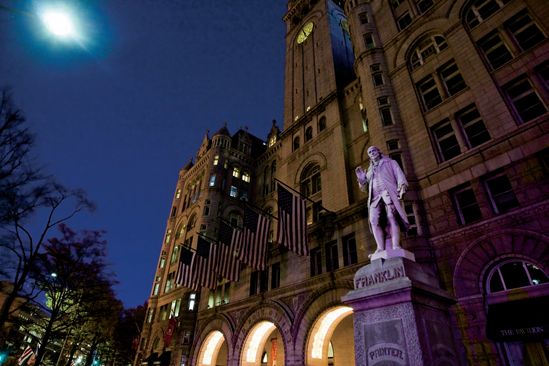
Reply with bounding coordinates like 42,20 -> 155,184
487,259 -> 548,293
175,222 -> 186,240
305,126 -> 313,142
293,136 -> 300,151
410,35 -> 447,70
229,211 -> 243,227
188,215 -> 197,231
465,0 -> 509,29
301,164 -> 322,197
319,117 -> 327,132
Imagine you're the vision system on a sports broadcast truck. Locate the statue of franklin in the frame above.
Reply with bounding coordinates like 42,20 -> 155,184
355,146 -> 409,255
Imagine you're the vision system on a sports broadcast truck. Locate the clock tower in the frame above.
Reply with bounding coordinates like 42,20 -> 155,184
282,0 -> 355,131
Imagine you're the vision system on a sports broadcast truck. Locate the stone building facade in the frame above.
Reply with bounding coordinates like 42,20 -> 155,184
136,0 -> 549,365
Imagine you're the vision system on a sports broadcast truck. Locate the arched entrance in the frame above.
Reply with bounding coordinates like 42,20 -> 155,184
306,306 -> 354,366
241,321 -> 284,366
196,331 -> 228,366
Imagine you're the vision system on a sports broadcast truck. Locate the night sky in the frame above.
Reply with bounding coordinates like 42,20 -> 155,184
0,0 -> 287,308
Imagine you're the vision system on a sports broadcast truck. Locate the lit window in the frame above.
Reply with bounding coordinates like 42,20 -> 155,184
209,174 -> 216,187
506,12 -> 546,52
242,172 -> 251,183
165,229 -> 172,243
364,34 -> 374,49
153,283 -> 160,296
164,272 -> 175,293
232,167 -> 240,178
452,183 -> 482,225
484,173 -> 519,213
175,222 -> 185,240
432,119 -> 461,162
477,32 -> 513,70
410,35 -> 447,70
159,257 -> 165,268
171,246 -> 180,264
488,260 -> 548,293
397,12 -> 412,31
176,189 -> 182,199
230,186 -> 238,197
188,293 -> 196,311
505,77 -> 547,123
239,189 -> 248,201
213,155 -> 219,165
147,308 -> 154,323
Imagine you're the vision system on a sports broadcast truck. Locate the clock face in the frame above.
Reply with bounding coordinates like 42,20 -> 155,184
297,22 -> 314,44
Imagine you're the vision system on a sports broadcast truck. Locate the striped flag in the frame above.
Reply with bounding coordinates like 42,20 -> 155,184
277,184 -> 309,256
18,346 -> 33,366
214,221 -> 242,281
175,246 -> 198,290
192,236 -> 217,289
239,206 -> 271,270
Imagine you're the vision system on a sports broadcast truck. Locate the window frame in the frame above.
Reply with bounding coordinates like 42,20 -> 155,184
483,172 -> 519,214
452,183 -> 483,225
505,76 -> 547,124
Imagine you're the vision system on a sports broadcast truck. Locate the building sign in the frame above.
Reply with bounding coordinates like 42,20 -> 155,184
271,338 -> 277,366
355,266 -> 405,289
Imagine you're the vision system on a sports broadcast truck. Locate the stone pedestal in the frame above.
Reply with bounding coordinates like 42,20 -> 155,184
342,257 -> 461,366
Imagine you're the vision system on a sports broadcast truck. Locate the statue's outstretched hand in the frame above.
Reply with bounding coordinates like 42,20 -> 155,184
355,166 -> 367,184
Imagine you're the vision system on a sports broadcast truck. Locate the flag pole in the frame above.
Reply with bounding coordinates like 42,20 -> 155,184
274,178 -> 333,213
195,232 -> 219,244
242,200 -> 279,221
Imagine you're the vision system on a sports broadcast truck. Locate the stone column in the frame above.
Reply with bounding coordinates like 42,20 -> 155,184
342,256 -> 462,366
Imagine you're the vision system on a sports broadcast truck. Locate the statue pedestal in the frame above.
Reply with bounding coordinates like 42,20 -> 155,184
342,257 -> 462,366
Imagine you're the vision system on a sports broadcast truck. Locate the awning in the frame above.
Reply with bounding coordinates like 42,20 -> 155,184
141,353 -> 159,365
158,351 -> 172,366
486,296 -> 549,342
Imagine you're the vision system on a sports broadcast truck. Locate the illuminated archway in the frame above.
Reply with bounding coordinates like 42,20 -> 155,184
306,306 -> 354,366
241,321 -> 284,366
196,331 -> 227,366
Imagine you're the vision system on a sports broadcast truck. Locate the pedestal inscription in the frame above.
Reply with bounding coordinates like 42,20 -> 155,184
364,320 -> 407,365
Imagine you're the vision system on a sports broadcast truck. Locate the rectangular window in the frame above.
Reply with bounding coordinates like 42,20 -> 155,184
432,119 -> 461,162
326,241 -> 339,272
215,285 -> 222,306
507,12 -> 546,52
310,247 -> 322,276
188,293 -> 196,311
373,73 -> 384,86
165,229 -> 172,243
359,12 -> 369,24
250,271 -> 259,296
364,34 -> 374,49
213,155 -> 219,166
387,139 -> 400,151
159,304 -> 168,321
242,172 -> 251,183
389,153 -> 404,171
239,189 -> 248,201
477,32 -> 513,69
153,283 -> 160,296
171,206 -> 177,217
159,257 -> 165,268
416,0 -> 434,13
140,338 -> 148,351
260,270 -> 269,293
397,12 -> 413,31
371,64 -> 381,72
485,173 -> 519,213
223,282 -> 230,304
203,206 -> 210,216
171,246 -> 180,264
418,76 -> 442,110
183,330 -> 190,345
405,203 -> 419,236
342,235 -> 358,267
380,107 -> 394,126
271,263 -> 281,289
174,298 -> 181,316
457,106 -> 491,148
164,272 -> 175,293
390,0 -> 406,9
230,186 -> 238,197
209,174 -> 216,186
452,183 -> 482,225
440,62 -> 467,96
506,77 -> 547,123
232,167 -> 240,178
147,308 -> 154,323
176,189 -> 182,199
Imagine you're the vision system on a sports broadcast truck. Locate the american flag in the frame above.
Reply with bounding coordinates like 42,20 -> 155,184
277,184 -> 309,256
192,236 -> 217,289
239,206 -> 271,270
214,221 -> 242,281
175,246 -> 198,290
18,346 -> 33,366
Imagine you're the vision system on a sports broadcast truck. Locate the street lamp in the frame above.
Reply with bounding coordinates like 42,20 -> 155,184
0,5 -> 76,38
